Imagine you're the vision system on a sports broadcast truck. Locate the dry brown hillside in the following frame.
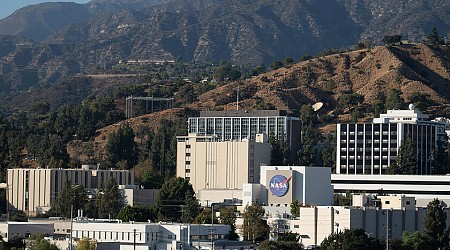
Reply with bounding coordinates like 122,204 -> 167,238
195,44 -> 450,120
87,44 -> 450,159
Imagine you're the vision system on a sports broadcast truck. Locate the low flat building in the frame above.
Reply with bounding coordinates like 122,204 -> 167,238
288,205 -> 450,247
332,174 -> 450,207
0,220 -> 235,250
120,185 -> 159,207
0,221 -> 54,240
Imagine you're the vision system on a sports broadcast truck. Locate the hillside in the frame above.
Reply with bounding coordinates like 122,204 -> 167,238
91,44 -> 449,142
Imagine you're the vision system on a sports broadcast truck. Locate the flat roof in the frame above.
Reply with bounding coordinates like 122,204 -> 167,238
198,110 -> 291,117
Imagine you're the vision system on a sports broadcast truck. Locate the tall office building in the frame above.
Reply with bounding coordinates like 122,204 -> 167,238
337,106 -> 446,175
187,110 -> 300,161
7,166 -> 134,216
176,133 -> 271,195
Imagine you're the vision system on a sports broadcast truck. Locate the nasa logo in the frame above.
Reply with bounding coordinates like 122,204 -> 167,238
269,175 -> 291,197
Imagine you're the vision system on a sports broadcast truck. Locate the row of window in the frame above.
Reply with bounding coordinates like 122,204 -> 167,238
74,231 -> 158,242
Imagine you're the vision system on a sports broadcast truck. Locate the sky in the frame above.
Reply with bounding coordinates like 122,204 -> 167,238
0,0 -> 91,19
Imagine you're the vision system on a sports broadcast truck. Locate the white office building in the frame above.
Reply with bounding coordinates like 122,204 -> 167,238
337,107 -> 446,175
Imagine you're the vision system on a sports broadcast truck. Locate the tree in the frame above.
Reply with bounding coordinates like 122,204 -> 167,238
278,231 -> 300,242
269,61 -> 283,70
290,200 -> 300,218
387,135 -> 416,174
298,124 -> 319,166
117,205 -> 157,222
219,207 -> 239,240
407,92 -> 433,111
382,35 -> 402,46
242,203 -> 269,243
77,237 -> 96,250
259,240 -> 302,250
336,93 -> 364,114
402,231 -> 428,250
138,163 -> 164,189
269,134 -> 290,165
105,123 -> 138,169
28,234 -> 59,250
182,190 -> 200,223
8,210 -> 28,222
193,208 -> 219,224
156,177 -> 196,222
423,199 -> 447,248
427,27 -> 440,46
319,228 -> 383,249
300,104 -> 315,126
97,177 -> 123,219
48,179 -> 86,218
321,133 -> 336,172
386,89 -> 404,110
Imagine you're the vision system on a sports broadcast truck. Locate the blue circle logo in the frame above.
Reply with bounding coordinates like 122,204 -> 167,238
269,175 -> 290,197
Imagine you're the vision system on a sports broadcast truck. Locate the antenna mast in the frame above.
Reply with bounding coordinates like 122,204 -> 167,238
236,82 -> 239,110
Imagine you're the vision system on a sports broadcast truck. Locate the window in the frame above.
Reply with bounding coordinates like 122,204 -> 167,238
385,201 -> 390,204
294,225 -> 299,229
406,201 -> 411,205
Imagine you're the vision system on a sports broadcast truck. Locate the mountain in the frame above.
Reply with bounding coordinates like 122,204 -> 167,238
0,0 -> 448,96
0,0 -> 168,42
0,2 -> 91,42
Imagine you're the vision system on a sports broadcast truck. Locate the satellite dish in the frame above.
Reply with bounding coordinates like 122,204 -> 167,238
312,102 -> 324,112
408,103 -> 415,110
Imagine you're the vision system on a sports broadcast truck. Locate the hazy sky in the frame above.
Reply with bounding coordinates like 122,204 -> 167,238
0,0 -> 91,19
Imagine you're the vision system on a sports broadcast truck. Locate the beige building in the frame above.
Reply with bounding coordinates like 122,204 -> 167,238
176,133 -> 271,195
7,166 -> 134,216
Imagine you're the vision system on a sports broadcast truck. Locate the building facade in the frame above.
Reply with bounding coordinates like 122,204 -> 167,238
7,167 -> 134,216
243,166 -> 333,207
337,108 -> 445,175
288,206 -> 450,247
176,133 -> 271,195
332,174 -> 450,207
188,110 -> 300,161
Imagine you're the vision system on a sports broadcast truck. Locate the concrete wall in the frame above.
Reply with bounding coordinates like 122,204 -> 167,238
177,134 -> 271,195
7,169 -> 134,216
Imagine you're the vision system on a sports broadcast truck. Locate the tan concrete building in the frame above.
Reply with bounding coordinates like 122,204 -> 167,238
176,133 -> 271,195
7,166 -> 134,216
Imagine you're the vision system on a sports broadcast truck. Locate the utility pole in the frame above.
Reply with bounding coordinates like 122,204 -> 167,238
385,209 -> 389,250
133,229 -> 136,250
236,82 -> 239,110
70,205 -> 73,250
211,204 -> 214,250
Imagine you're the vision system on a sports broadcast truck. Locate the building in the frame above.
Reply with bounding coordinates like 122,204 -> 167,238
0,221 -> 54,240
187,110 -> 301,161
7,167 -> 134,216
337,107 -> 446,175
243,166 -> 333,207
287,205 -> 450,247
332,174 -> 450,207
176,133 -> 271,197
119,185 -> 159,207
0,220 -> 240,250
